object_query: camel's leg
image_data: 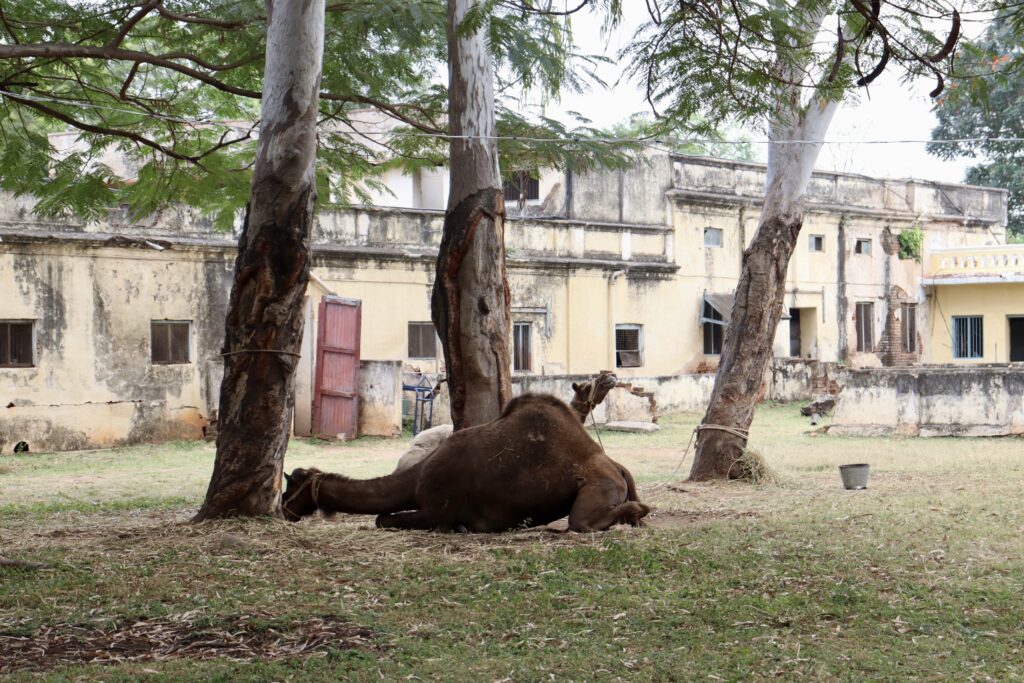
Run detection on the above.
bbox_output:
[375,509,455,532]
[567,484,650,532]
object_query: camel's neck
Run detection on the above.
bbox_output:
[315,466,419,515]
[569,398,590,423]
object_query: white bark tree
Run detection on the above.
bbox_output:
[431,0,512,430]
[626,0,962,480]
[195,0,326,519]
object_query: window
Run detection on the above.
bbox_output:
[855,302,874,353]
[502,173,540,202]
[0,321,34,367]
[704,227,723,248]
[407,322,437,359]
[513,322,532,372]
[809,234,825,252]
[901,303,917,353]
[615,324,643,368]
[151,321,190,364]
[702,302,725,355]
[855,238,872,255]
[953,316,984,359]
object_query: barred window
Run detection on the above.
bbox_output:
[953,316,983,359]
[615,324,643,368]
[513,322,532,372]
[151,321,191,364]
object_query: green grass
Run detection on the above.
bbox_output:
[2,404,1023,680]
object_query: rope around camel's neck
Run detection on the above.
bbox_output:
[282,473,323,516]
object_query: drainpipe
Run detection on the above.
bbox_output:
[608,270,625,370]
[837,214,849,361]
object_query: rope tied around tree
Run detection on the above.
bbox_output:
[648,423,751,490]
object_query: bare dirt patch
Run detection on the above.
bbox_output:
[0,612,374,674]
[642,508,759,530]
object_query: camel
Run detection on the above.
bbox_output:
[283,379,648,533]
[392,371,618,473]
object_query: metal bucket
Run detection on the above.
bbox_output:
[839,463,870,490]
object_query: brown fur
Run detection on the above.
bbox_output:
[284,393,649,533]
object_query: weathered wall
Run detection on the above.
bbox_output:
[830,366,1024,437]
[1,241,231,452]
[769,359,848,402]
[358,360,402,437]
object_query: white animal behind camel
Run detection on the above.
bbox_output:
[392,373,617,473]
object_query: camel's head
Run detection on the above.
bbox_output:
[282,467,322,521]
[570,371,617,420]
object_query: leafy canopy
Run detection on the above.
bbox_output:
[929,11,1024,237]
[0,0,638,228]
[622,0,966,134]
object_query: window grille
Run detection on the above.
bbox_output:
[615,325,643,368]
[513,322,532,372]
[952,316,983,359]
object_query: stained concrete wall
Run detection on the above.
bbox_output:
[0,241,231,452]
[358,360,402,437]
[830,366,1024,437]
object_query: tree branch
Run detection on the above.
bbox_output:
[107,0,160,49]
[6,91,204,166]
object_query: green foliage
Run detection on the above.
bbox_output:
[0,0,639,227]
[897,226,925,261]
[623,1,961,134]
[929,12,1024,237]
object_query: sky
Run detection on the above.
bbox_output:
[542,4,981,185]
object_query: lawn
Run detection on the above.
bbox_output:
[1,404,1023,681]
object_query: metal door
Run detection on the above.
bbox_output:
[312,296,361,439]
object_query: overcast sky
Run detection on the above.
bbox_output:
[542,6,979,184]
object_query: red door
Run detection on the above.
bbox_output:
[312,296,361,439]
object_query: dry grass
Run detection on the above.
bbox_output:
[2,404,1024,680]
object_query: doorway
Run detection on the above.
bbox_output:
[788,308,801,357]
[1010,316,1024,362]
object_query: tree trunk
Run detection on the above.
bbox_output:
[431,0,512,431]
[194,0,325,520]
[689,97,839,481]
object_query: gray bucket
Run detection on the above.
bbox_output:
[839,463,870,490]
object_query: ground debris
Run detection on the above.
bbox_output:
[0,557,48,570]
[0,612,375,673]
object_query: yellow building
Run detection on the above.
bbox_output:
[923,245,1024,363]
[1,153,1014,451]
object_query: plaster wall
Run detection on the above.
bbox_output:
[830,366,1024,437]
[927,283,1024,364]
[1,243,230,451]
